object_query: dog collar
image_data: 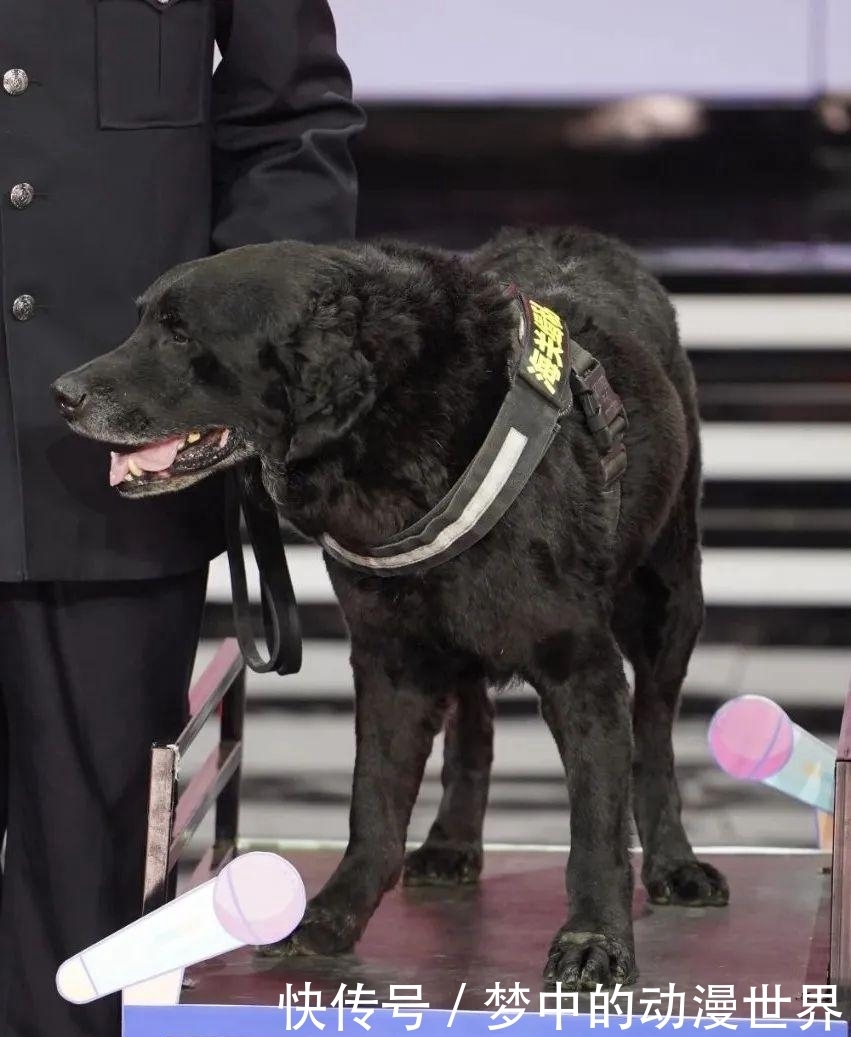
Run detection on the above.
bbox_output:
[320,286,627,577]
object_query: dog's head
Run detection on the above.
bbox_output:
[51,242,377,498]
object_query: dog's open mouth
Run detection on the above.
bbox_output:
[109,427,236,489]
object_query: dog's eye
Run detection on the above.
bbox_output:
[172,329,190,346]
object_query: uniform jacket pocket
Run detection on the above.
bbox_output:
[96,0,213,129]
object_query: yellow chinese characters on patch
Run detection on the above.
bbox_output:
[526,300,565,396]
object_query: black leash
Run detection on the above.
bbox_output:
[224,467,302,676]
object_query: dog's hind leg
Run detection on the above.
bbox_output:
[403,677,494,886]
[260,640,447,957]
[613,496,729,908]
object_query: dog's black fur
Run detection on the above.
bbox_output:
[54,227,729,990]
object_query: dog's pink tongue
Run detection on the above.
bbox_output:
[109,436,183,487]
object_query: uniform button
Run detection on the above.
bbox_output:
[12,295,35,321]
[3,69,29,96]
[9,183,34,209]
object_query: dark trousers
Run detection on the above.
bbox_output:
[0,571,208,1037]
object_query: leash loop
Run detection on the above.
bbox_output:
[225,467,302,676]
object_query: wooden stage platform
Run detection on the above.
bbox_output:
[184,848,831,1012]
[152,846,829,1024]
[123,847,840,1036]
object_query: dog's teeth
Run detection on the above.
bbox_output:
[186,431,201,444]
[127,459,143,478]
[124,473,134,483]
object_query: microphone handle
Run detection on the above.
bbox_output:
[761,723,836,813]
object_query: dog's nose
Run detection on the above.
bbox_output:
[52,380,88,420]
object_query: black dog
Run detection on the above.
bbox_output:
[53,227,728,990]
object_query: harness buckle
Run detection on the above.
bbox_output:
[573,360,624,433]
[570,356,628,497]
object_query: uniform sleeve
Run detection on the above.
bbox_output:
[211,0,365,250]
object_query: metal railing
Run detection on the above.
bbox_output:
[141,638,247,915]
[830,685,851,1002]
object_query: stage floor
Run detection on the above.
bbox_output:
[185,848,831,1015]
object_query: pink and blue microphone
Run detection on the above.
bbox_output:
[708,694,836,814]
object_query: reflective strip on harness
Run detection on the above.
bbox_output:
[320,288,628,578]
[322,427,528,572]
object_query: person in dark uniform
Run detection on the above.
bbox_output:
[0,3,363,1034]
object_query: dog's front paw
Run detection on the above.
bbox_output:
[403,842,482,887]
[645,860,729,907]
[544,927,636,991]
[256,903,359,959]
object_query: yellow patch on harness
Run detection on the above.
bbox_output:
[526,300,566,396]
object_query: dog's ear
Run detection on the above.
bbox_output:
[285,291,376,462]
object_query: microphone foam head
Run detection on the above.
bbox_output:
[213,852,306,946]
[708,694,794,780]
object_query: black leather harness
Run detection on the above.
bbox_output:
[226,287,628,672]
[321,286,628,576]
